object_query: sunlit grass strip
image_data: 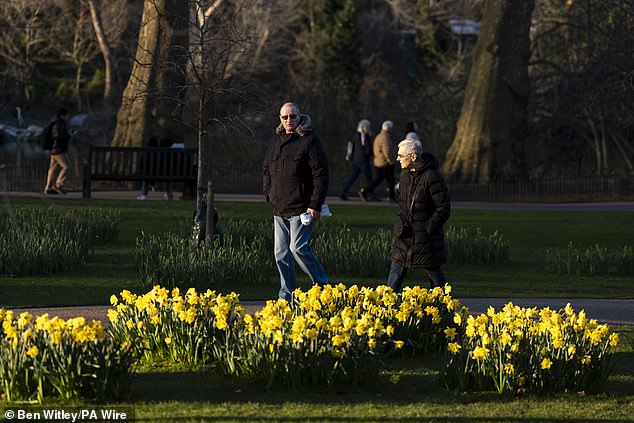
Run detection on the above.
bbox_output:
[546,242,634,275]
[441,302,620,394]
[0,310,134,402]
[134,232,273,289]
[108,286,243,365]
[0,208,120,276]
[139,219,509,288]
[445,226,510,264]
[313,226,393,276]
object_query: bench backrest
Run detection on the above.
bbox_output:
[88,145,197,181]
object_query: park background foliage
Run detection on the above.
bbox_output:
[2,0,633,180]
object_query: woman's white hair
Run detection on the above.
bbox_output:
[357,119,371,134]
[398,139,422,156]
[405,131,419,141]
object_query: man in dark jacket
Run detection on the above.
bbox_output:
[263,102,330,301]
[44,108,72,195]
[388,138,451,292]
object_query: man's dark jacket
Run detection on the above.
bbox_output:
[391,152,450,268]
[263,114,329,217]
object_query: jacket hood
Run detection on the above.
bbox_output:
[276,114,313,136]
[414,152,439,172]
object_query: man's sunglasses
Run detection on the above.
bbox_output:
[280,114,297,120]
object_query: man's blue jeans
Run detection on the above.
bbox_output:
[387,260,447,293]
[274,215,328,301]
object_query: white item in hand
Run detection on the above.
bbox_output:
[300,212,312,226]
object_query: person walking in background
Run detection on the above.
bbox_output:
[404,120,419,142]
[388,138,451,292]
[263,102,330,301]
[44,108,72,195]
[137,136,159,200]
[359,120,397,203]
[340,119,373,200]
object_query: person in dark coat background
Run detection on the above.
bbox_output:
[388,138,451,292]
[340,119,373,200]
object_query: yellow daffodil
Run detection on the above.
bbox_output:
[17,312,32,329]
[332,334,344,347]
[26,345,39,358]
[444,327,457,340]
[567,344,576,356]
[448,342,461,354]
[472,346,489,360]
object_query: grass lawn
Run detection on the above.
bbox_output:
[1,196,633,421]
[125,327,633,422]
[1,327,632,422]
[1,196,633,308]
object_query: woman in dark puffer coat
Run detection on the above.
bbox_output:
[388,138,451,292]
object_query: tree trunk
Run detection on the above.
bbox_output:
[75,62,83,112]
[442,0,535,183]
[86,0,115,103]
[111,0,188,147]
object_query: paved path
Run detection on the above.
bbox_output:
[4,190,634,212]
[10,298,634,328]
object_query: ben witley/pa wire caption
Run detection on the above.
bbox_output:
[4,407,133,422]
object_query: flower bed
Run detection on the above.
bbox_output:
[109,284,463,388]
[213,284,463,387]
[108,286,243,365]
[3,285,618,401]
[0,310,134,402]
[441,302,620,394]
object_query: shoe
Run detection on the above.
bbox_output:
[136,194,147,200]
[339,194,349,201]
[45,189,58,195]
[54,185,67,195]
[358,189,368,201]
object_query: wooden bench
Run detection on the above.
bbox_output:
[83,145,197,198]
